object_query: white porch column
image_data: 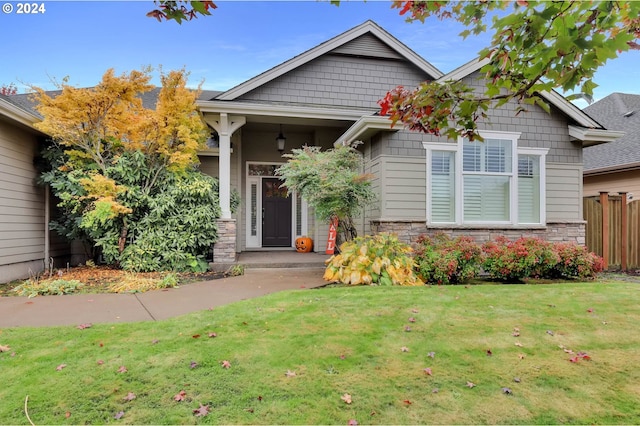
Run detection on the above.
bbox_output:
[204,113,246,218]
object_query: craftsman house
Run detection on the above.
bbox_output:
[0,20,622,279]
[195,20,620,263]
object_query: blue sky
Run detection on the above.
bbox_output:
[0,1,637,108]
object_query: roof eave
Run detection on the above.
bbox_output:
[584,161,640,176]
[197,99,375,121]
[0,97,43,131]
[568,125,625,147]
[333,115,398,146]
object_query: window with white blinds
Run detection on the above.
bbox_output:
[425,132,547,225]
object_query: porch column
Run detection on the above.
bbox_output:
[204,113,246,218]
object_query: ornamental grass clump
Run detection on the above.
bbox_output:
[413,233,482,284]
[323,233,423,286]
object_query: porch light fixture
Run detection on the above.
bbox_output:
[206,128,219,149]
[276,124,286,153]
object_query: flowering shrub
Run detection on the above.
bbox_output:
[413,233,482,284]
[549,242,604,279]
[481,237,560,281]
[323,233,423,286]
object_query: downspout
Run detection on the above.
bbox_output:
[44,184,50,270]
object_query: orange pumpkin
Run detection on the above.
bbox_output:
[295,236,314,253]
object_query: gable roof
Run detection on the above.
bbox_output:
[215,20,443,101]
[583,93,640,173]
[437,57,615,137]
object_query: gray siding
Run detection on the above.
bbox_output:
[238,54,428,110]
[546,163,583,220]
[0,119,45,280]
[376,155,426,219]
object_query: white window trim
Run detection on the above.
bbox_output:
[423,131,548,226]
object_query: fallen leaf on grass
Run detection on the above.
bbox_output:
[411,308,419,313]
[77,323,92,330]
[123,392,136,401]
[193,403,210,417]
[341,393,352,404]
[190,361,198,369]
[401,346,409,352]
[502,387,513,395]
[152,339,159,345]
[515,342,523,347]
[285,370,296,377]
[174,391,187,402]
[587,308,594,313]
[208,332,217,338]
[486,349,492,356]
[257,395,263,402]
[192,334,201,339]
[423,368,432,376]
[403,399,412,405]
[56,364,67,371]
[221,360,231,369]
[114,411,124,420]
[514,377,521,383]
[408,317,416,323]
[518,353,526,360]
[512,331,520,337]
[427,351,436,358]
[97,359,104,365]
[118,366,128,373]
[348,420,358,426]
[466,381,475,388]
[65,411,71,418]
[546,330,554,336]
[0,344,10,352]
[404,326,412,332]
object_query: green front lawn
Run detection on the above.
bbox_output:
[1,281,639,424]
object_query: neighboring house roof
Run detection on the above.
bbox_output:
[214,20,443,101]
[583,93,640,174]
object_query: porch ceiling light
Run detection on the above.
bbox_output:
[276,124,286,153]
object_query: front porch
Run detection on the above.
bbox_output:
[210,250,330,272]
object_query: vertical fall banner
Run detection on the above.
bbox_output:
[326,217,338,254]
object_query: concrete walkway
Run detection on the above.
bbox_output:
[0,268,326,328]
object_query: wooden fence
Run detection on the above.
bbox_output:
[583,192,640,270]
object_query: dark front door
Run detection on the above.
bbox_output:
[262,178,292,247]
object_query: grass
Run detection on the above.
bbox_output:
[1,281,640,424]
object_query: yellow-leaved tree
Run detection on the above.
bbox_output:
[35,68,227,272]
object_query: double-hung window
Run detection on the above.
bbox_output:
[424,131,547,225]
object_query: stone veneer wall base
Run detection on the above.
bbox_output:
[213,219,237,264]
[370,220,586,246]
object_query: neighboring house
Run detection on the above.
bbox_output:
[583,93,640,197]
[0,95,69,282]
[0,20,623,278]
[196,20,620,262]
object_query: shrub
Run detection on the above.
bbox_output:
[323,233,423,286]
[12,279,84,298]
[414,234,482,284]
[549,242,604,279]
[481,236,560,281]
